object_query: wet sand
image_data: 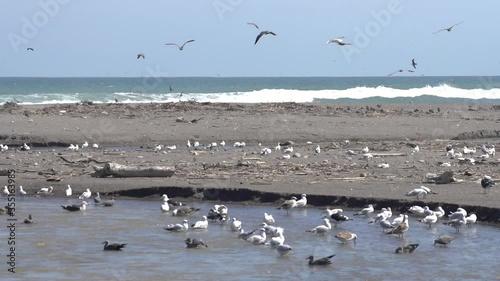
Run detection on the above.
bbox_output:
[1,102,499,222]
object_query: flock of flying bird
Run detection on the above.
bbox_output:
[22,20,464,77]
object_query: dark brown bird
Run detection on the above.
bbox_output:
[102,240,127,251]
[395,243,419,254]
[255,31,277,45]
[411,59,417,69]
[137,53,145,59]
[185,238,208,248]
[433,21,464,34]
[24,214,33,224]
[165,40,195,50]
[306,254,335,266]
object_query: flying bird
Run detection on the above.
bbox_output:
[326,37,351,46]
[433,21,464,34]
[165,40,195,50]
[388,69,404,76]
[137,53,145,59]
[255,31,277,45]
[247,22,259,29]
[411,59,417,69]
[27,48,34,51]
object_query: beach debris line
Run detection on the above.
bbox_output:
[91,162,175,178]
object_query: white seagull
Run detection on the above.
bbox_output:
[406,188,428,200]
[230,217,242,231]
[3,186,10,196]
[65,185,72,197]
[246,228,267,245]
[164,220,189,232]
[19,186,27,197]
[362,146,370,153]
[419,211,438,228]
[263,213,275,225]
[306,218,332,235]
[276,243,292,256]
[465,213,477,227]
[315,145,321,154]
[161,195,170,212]
[295,194,307,208]
[354,204,374,216]
[79,188,92,200]
[326,37,351,46]
[37,186,53,195]
[191,216,209,229]
[165,39,195,51]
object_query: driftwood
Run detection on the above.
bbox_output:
[91,162,175,178]
[60,156,108,164]
[425,171,458,184]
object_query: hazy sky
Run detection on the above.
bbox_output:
[1,0,499,77]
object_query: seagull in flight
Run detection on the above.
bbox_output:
[326,37,351,46]
[411,59,417,69]
[165,40,195,50]
[27,48,34,51]
[255,31,277,45]
[247,22,259,29]
[433,21,464,34]
[137,53,145,59]
[388,69,404,76]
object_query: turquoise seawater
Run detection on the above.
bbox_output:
[0,76,500,104]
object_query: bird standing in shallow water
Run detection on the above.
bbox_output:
[185,238,208,248]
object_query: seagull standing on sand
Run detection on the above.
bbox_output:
[63,185,71,197]
[326,37,351,46]
[406,188,428,200]
[481,175,495,194]
[315,145,321,154]
[254,31,277,45]
[19,186,27,197]
[37,186,53,195]
[433,21,464,34]
[165,40,195,51]
[79,188,91,200]
[3,186,10,196]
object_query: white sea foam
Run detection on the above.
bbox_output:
[3,85,500,105]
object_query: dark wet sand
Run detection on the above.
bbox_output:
[0,102,499,222]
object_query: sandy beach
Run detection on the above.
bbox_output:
[1,102,499,222]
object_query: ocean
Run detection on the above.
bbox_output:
[1,76,500,105]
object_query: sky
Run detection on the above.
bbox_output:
[1,0,499,77]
